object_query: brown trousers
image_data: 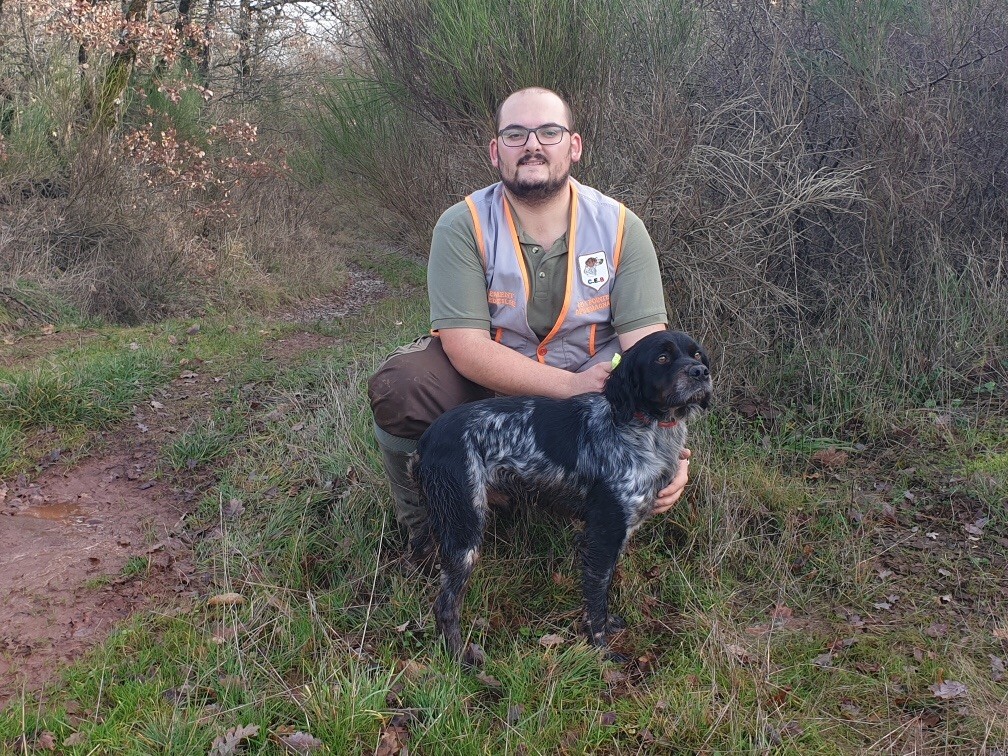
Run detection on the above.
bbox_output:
[367,336,494,441]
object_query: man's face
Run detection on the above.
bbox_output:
[489,90,582,204]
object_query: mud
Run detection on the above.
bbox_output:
[0,450,194,708]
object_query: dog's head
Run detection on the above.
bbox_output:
[603,331,713,425]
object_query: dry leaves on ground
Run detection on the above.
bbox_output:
[209,723,260,755]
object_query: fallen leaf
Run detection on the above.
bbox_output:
[209,723,259,755]
[991,655,1005,682]
[375,722,408,756]
[475,672,502,689]
[275,730,323,754]
[36,731,57,751]
[839,700,861,718]
[636,651,657,675]
[812,652,833,668]
[924,623,948,638]
[725,643,750,663]
[464,643,486,666]
[40,324,55,336]
[129,341,140,351]
[968,517,989,534]
[397,659,427,680]
[63,732,86,747]
[539,633,565,648]
[599,711,617,726]
[930,680,968,700]
[766,686,791,707]
[771,604,794,621]
[223,498,245,519]
[207,592,245,607]
[994,626,1008,640]
[150,399,165,410]
[187,323,201,335]
[811,448,848,469]
[603,668,627,684]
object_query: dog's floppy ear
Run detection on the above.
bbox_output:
[603,353,640,424]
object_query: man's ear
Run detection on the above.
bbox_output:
[570,131,583,163]
[489,137,499,168]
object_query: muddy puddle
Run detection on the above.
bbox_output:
[19,501,91,525]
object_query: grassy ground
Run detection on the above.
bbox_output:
[0,260,1006,754]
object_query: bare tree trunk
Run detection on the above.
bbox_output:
[199,0,216,84]
[93,0,147,132]
[236,0,252,90]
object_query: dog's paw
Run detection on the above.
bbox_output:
[603,649,631,664]
[605,614,627,633]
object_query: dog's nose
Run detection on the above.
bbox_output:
[688,364,709,379]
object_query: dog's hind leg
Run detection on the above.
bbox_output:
[580,489,628,649]
[428,474,487,661]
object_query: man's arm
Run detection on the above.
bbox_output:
[438,328,612,398]
[618,323,667,351]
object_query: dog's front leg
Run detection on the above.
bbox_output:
[580,493,628,648]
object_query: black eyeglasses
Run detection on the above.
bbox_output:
[497,124,571,147]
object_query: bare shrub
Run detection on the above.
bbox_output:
[315,0,1007,405]
[0,144,199,324]
[206,177,348,309]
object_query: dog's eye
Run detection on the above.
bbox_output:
[693,351,702,360]
[657,354,669,364]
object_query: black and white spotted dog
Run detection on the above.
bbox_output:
[411,330,713,661]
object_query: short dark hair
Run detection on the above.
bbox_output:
[495,87,575,131]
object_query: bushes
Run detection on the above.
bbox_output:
[312,0,1007,406]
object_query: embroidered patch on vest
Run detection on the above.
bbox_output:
[488,290,517,308]
[578,252,609,291]
[575,294,610,316]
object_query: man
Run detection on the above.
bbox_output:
[368,87,690,558]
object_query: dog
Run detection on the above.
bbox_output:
[410,330,713,662]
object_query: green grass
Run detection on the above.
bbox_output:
[1,276,1006,754]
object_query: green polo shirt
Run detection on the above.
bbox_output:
[428,198,668,340]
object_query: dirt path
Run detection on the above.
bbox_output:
[0,454,193,708]
[0,268,391,708]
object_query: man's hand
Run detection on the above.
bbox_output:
[653,448,691,514]
[567,362,612,394]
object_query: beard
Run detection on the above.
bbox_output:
[499,155,570,204]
